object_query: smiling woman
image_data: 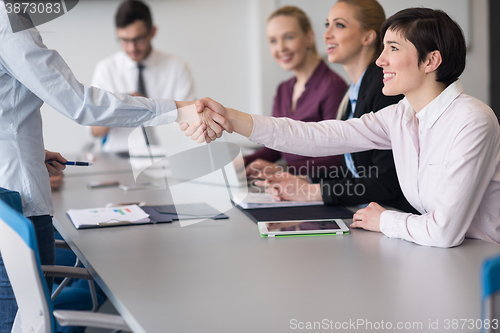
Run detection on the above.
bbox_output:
[190,7,500,248]
[244,6,347,181]
[376,9,466,111]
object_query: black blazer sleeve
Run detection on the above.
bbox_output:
[320,63,419,214]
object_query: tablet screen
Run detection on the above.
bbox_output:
[265,220,341,232]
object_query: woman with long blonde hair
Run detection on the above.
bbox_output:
[244,6,347,180]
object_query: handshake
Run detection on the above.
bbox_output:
[175,98,253,143]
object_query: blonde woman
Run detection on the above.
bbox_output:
[245,6,347,180]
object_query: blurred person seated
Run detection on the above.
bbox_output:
[90,0,196,153]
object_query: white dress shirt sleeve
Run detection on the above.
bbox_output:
[86,60,112,138]
[249,108,393,157]
[380,110,499,248]
[0,13,177,127]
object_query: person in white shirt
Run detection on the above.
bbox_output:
[187,8,500,248]
[90,0,196,152]
[0,4,214,332]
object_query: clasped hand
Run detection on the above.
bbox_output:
[177,98,233,143]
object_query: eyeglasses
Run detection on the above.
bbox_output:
[117,32,150,46]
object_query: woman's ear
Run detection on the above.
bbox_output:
[423,50,442,74]
[362,30,377,46]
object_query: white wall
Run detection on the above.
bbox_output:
[460,0,489,104]
[40,0,489,155]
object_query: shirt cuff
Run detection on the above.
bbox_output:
[380,210,410,239]
[143,99,178,127]
[380,210,399,238]
[248,114,274,147]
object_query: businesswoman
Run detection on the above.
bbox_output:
[244,6,347,180]
[256,0,416,213]
[189,8,500,248]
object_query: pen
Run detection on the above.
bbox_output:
[47,161,93,166]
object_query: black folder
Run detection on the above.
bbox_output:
[237,205,353,223]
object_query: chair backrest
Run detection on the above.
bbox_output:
[0,187,23,214]
[482,254,500,333]
[0,199,55,333]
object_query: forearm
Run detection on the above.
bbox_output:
[226,108,253,137]
[175,101,196,124]
[1,19,177,128]
[248,113,392,158]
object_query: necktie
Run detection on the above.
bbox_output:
[137,63,147,97]
[137,63,151,147]
[342,87,360,178]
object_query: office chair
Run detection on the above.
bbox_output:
[0,187,23,214]
[0,186,102,320]
[0,199,131,333]
[482,254,500,333]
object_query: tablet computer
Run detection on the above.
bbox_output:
[258,219,349,238]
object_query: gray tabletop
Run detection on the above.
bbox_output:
[52,159,500,333]
[62,152,133,177]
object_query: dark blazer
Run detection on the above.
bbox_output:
[320,63,418,214]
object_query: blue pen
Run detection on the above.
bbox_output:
[47,161,93,166]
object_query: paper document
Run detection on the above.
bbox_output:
[232,191,324,209]
[67,204,150,229]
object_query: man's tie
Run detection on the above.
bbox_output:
[137,63,151,147]
[339,87,360,178]
[137,63,147,97]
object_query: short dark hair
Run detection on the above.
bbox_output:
[115,0,153,31]
[381,7,466,86]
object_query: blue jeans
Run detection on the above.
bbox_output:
[0,215,55,333]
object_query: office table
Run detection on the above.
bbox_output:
[52,157,500,333]
[62,152,133,177]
